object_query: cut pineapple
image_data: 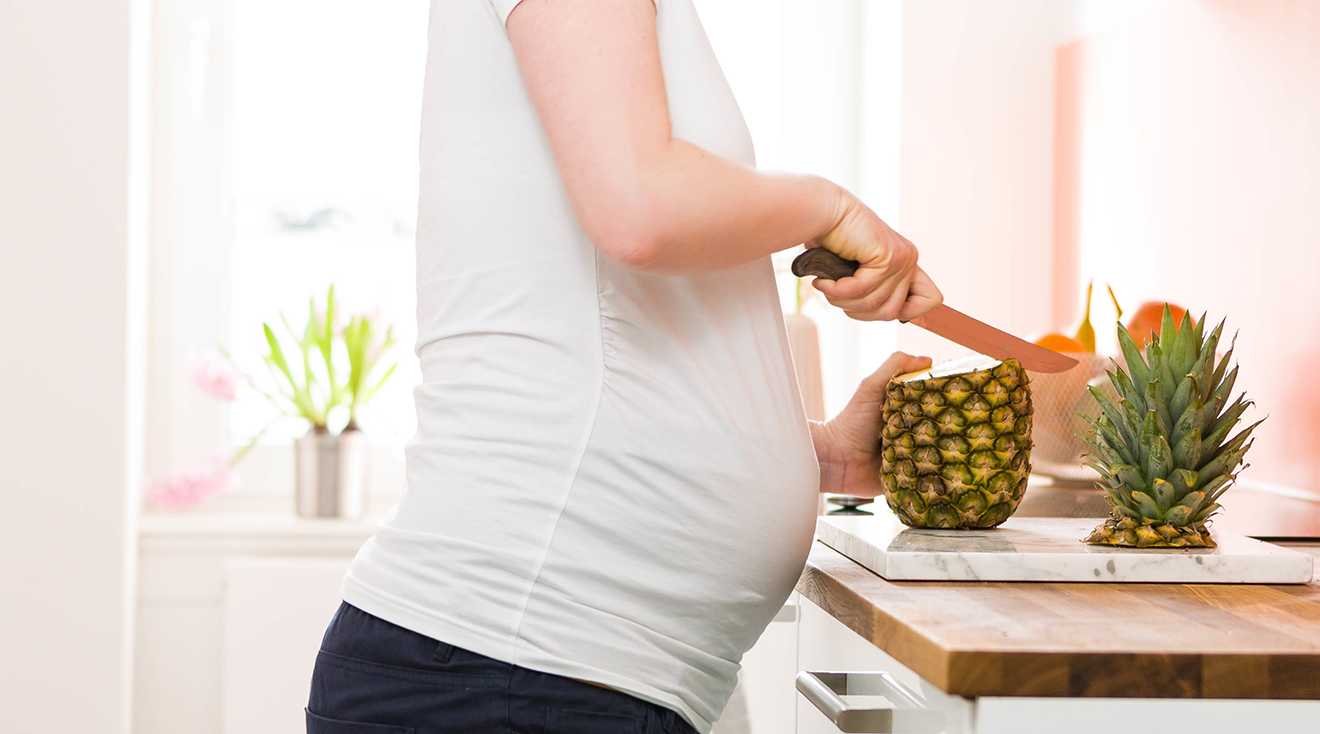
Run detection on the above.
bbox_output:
[880,356,1033,529]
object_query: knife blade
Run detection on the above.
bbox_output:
[790,248,1079,373]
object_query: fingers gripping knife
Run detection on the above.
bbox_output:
[790,248,1078,374]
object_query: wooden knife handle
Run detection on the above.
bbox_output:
[791,248,860,281]
[792,247,918,326]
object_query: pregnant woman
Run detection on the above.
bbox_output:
[306,1,942,733]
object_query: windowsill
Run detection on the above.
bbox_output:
[138,508,386,555]
[139,510,385,537]
[139,492,398,554]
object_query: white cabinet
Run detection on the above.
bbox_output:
[221,558,352,734]
[723,600,800,734]
[972,698,1320,734]
[134,514,372,734]
[794,595,973,734]
[793,595,1320,734]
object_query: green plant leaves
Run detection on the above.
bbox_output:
[263,323,293,385]
[1144,379,1171,437]
[365,362,398,404]
[1167,309,1197,377]
[1196,419,1263,485]
[1207,365,1239,426]
[320,284,338,398]
[1192,502,1223,523]
[1116,324,1148,388]
[1204,397,1250,451]
[1108,360,1145,413]
[1171,428,1202,472]
[339,308,399,426]
[1130,490,1162,519]
[1171,397,1205,450]
[246,284,399,431]
[1206,332,1236,406]
[1169,375,1194,429]
[1163,504,1193,526]
[1114,464,1144,494]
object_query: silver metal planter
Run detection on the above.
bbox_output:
[294,427,368,519]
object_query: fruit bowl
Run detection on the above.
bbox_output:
[1029,352,1110,481]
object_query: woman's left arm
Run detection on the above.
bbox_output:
[811,352,932,497]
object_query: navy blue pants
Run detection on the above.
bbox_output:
[307,601,700,734]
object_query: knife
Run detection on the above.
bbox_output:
[790,248,1078,373]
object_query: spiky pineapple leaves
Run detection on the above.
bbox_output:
[1079,306,1263,548]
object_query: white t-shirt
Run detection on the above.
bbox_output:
[340,1,819,730]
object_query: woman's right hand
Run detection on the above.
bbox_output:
[807,192,943,322]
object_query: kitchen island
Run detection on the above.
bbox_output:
[793,536,1320,733]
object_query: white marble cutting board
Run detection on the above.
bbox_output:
[816,513,1314,583]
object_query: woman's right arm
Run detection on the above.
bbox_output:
[506,0,941,322]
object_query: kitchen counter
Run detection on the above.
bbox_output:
[795,539,1320,700]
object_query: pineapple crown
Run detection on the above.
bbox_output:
[1081,306,1263,530]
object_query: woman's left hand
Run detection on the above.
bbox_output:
[811,352,932,498]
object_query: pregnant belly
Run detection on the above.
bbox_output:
[541,416,820,656]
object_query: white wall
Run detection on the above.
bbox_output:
[0,1,150,732]
[893,0,1067,359]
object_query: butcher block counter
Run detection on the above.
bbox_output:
[795,539,1320,701]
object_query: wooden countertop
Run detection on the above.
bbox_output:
[796,540,1320,699]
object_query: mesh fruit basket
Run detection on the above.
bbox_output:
[1030,353,1111,484]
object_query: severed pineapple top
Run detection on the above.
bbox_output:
[1083,307,1262,547]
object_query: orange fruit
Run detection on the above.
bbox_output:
[1035,333,1086,353]
[1125,302,1191,349]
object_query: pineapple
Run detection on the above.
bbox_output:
[880,355,1033,529]
[1083,307,1262,548]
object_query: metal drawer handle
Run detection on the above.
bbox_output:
[796,671,946,733]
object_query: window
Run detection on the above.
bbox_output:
[227,0,428,445]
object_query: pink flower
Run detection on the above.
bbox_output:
[144,454,240,509]
[186,350,242,401]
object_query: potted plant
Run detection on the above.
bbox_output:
[144,285,398,514]
[258,285,398,518]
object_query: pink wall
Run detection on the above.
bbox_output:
[1053,1,1320,488]
[894,0,1064,364]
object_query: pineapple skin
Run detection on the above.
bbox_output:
[879,359,1033,529]
[1082,308,1262,549]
